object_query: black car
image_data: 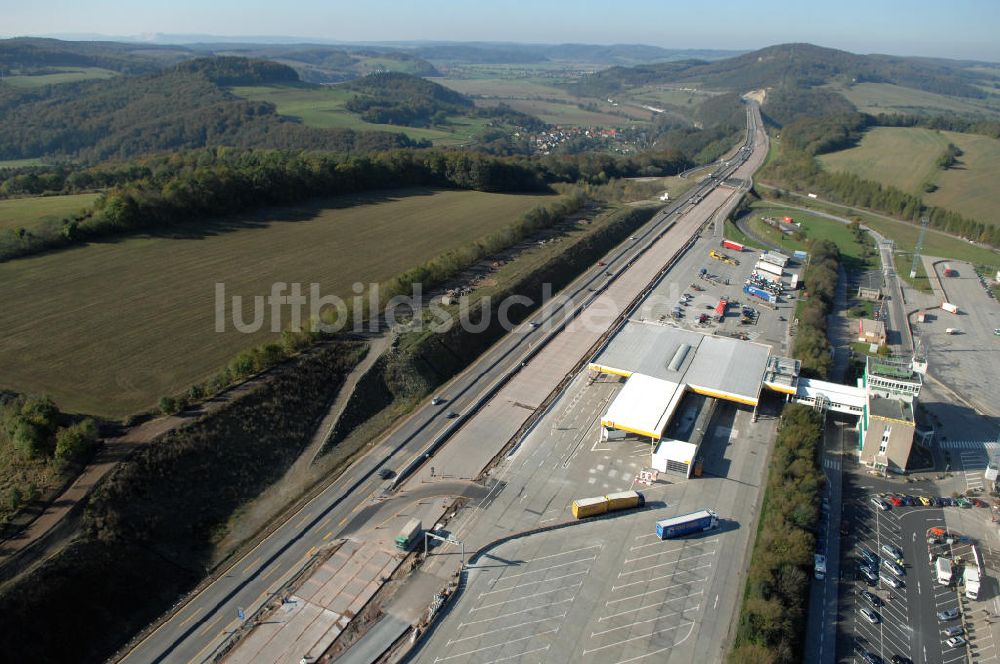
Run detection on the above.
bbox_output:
[861,590,882,607]
[862,651,882,664]
[378,468,396,480]
[891,656,912,664]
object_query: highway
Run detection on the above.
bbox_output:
[118,103,767,664]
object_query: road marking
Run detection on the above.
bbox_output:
[479,570,588,597]
[435,628,559,661]
[471,583,583,612]
[338,516,348,527]
[623,540,717,563]
[242,556,262,575]
[618,550,715,576]
[493,556,596,581]
[478,645,551,664]
[322,530,333,541]
[459,598,574,629]
[582,622,693,655]
[198,614,223,637]
[178,607,203,627]
[524,544,602,563]
[599,590,704,622]
[605,577,708,606]
[613,563,712,591]
[448,614,566,645]
[591,605,697,637]
[295,514,311,529]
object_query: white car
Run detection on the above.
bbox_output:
[870,497,889,511]
[881,543,903,560]
[814,554,827,580]
[860,607,880,624]
[880,573,902,589]
[946,636,967,648]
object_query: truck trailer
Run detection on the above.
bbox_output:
[759,251,789,268]
[655,509,718,539]
[965,566,981,599]
[572,491,645,519]
[755,260,783,277]
[942,302,959,314]
[936,557,953,585]
[743,284,776,304]
[395,518,423,552]
[721,239,744,252]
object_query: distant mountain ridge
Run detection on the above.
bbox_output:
[571,43,992,99]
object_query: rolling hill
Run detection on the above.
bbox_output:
[570,43,997,101]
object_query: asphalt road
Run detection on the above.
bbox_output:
[118,106,769,664]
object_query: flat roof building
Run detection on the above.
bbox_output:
[858,318,887,345]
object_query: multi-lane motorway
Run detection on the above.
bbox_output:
[118,104,769,664]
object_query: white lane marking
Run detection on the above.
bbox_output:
[479,645,551,664]
[520,544,602,564]
[448,614,567,646]
[598,590,705,622]
[608,622,696,664]
[492,556,597,582]
[605,577,708,606]
[581,622,693,655]
[591,605,698,638]
[471,583,583,612]
[459,598,574,629]
[612,564,712,591]
[618,551,716,577]
[436,628,559,662]
[479,570,588,597]
[623,539,718,562]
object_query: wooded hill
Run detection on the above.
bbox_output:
[0,57,423,162]
[570,43,994,100]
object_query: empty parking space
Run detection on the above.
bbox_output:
[579,533,716,663]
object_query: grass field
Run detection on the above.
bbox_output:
[818,127,948,192]
[756,192,999,289]
[829,82,1000,119]
[0,188,553,417]
[747,203,878,273]
[0,193,101,233]
[476,97,646,126]
[230,83,489,145]
[433,77,575,100]
[2,66,118,88]
[818,127,1000,225]
[0,158,46,169]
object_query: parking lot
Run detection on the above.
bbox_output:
[835,454,1000,664]
[424,517,718,664]
[916,260,1000,418]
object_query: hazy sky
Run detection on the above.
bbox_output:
[4,0,999,61]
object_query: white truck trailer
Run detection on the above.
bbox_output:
[937,557,953,585]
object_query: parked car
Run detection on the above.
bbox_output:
[891,656,912,664]
[946,636,967,648]
[943,626,964,637]
[881,543,903,560]
[861,607,880,624]
[880,573,902,589]
[871,497,890,511]
[861,652,882,664]
[887,496,904,507]
[919,496,932,506]
[859,548,880,565]
[901,495,915,506]
[883,559,905,576]
[861,590,882,607]
[431,396,443,405]
[937,607,959,621]
[377,468,396,480]
[932,497,944,507]
[973,498,987,508]
[446,411,459,419]
[956,497,972,508]
[940,497,953,506]
[859,566,879,584]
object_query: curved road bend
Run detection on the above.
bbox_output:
[119,104,768,664]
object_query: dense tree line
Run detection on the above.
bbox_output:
[173,56,299,85]
[0,36,186,75]
[873,112,1000,139]
[0,58,424,163]
[793,239,840,378]
[761,86,858,128]
[730,404,825,663]
[780,112,870,155]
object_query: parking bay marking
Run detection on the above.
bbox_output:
[459,598,574,629]
[471,582,583,612]
[599,590,704,622]
[581,622,694,656]
[436,628,559,662]
[618,550,715,577]
[448,614,567,646]
[591,605,699,638]
[606,577,708,606]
